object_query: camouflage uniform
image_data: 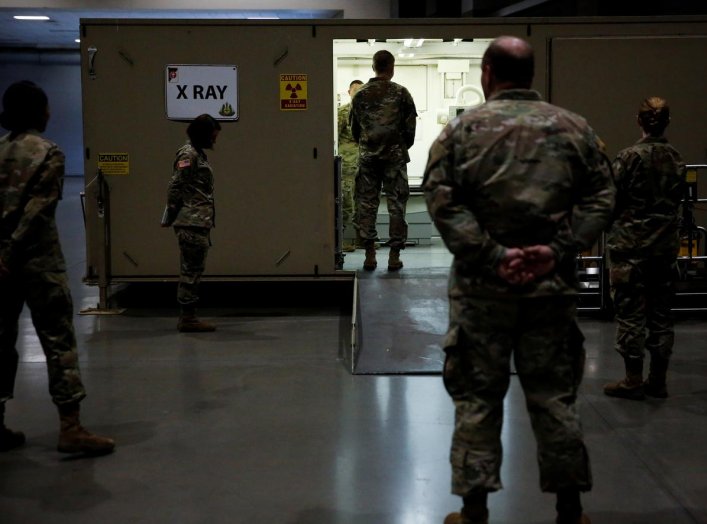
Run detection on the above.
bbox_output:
[337,102,358,230]
[0,131,86,406]
[423,89,615,495]
[607,136,685,363]
[351,77,417,249]
[163,142,215,306]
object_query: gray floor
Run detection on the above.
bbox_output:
[1,179,707,524]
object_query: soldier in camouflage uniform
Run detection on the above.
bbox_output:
[351,50,417,271]
[604,97,685,401]
[0,81,114,454]
[423,37,615,524]
[162,114,221,333]
[337,79,364,252]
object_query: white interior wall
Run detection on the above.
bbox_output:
[334,39,488,186]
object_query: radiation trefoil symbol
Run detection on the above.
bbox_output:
[286,83,303,98]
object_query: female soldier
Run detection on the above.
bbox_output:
[162,114,221,332]
[604,97,686,400]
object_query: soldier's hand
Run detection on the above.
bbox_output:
[497,248,534,285]
[521,245,556,279]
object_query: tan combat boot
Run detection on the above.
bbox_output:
[603,358,645,400]
[0,403,25,452]
[363,242,377,271]
[178,306,216,332]
[444,494,489,524]
[57,403,115,455]
[387,248,403,271]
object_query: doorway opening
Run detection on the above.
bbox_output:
[332,37,492,270]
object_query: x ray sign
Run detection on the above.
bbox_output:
[166,64,238,121]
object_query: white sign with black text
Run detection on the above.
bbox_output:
[165,64,238,121]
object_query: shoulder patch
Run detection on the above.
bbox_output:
[177,159,192,169]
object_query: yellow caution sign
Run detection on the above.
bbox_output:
[98,153,130,176]
[280,74,308,111]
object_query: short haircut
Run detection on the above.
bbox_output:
[0,80,48,133]
[638,97,670,136]
[349,80,364,88]
[372,50,395,74]
[482,36,534,88]
[187,114,221,148]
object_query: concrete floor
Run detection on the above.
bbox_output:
[1,179,707,524]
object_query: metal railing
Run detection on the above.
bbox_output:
[674,164,707,311]
[578,164,707,314]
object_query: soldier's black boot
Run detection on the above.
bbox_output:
[387,248,403,271]
[363,241,377,271]
[0,403,25,452]
[444,492,489,524]
[644,356,669,398]
[57,402,115,455]
[556,489,591,524]
[604,357,645,400]
[178,305,216,332]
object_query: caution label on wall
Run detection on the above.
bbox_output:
[280,74,308,111]
[97,153,130,176]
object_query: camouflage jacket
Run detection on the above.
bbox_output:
[0,131,66,273]
[350,77,417,165]
[163,142,215,229]
[606,136,685,258]
[423,89,615,298]
[337,102,358,164]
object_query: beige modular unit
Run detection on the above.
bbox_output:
[80,17,707,299]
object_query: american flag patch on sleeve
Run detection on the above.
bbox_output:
[177,159,191,169]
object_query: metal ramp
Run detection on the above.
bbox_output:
[350,268,448,375]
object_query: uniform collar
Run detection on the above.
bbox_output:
[637,135,668,145]
[488,89,543,102]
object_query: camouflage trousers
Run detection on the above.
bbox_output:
[609,255,676,361]
[175,226,210,306]
[341,156,358,231]
[0,271,86,406]
[355,158,409,250]
[443,295,592,495]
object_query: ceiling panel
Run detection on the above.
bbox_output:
[0,8,341,49]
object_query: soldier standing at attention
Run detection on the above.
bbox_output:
[0,81,115,455]
[351,50,417,271]
[604,97,685,400]
[423,36,615,524]
[337,79,364,252]
[162,114,221,332]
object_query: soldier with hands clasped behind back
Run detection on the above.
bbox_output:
[424,36,615,524]
[0,81,115,455]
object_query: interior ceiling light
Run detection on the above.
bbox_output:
[13,15,50,20]
[403,38,425,48]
